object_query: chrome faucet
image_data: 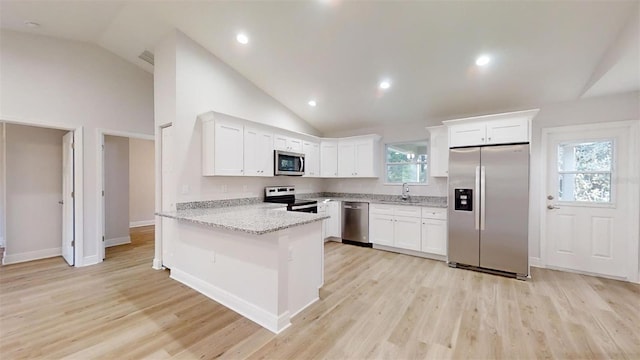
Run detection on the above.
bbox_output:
[401,182,410,201]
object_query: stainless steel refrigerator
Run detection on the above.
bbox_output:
[448,143,529,279]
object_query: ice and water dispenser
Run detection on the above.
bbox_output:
[454,189,473,211]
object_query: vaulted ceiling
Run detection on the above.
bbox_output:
[1,1,638,133]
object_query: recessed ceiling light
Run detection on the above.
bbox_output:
[379,80,391,90]
[24,21,40,28]
[308,100,317,107]
[236,33,249,45]
[475,55,491,66]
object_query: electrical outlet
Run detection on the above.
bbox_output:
[211,251,216,263]
[221,185,228,193]
[288,247,293,262]
[181,184,190,194]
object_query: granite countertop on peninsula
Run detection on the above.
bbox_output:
[157,203,329,235]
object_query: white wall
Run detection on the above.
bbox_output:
[323,122,448,197]
[0,30,154,265]
[4,124,67,263]
[104,135,130,245]
[0,123,4,247]
[154,30,324,205]
[129,138,155,226]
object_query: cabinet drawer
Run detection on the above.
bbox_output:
[393,205,421,218]
[422,207,447,220]
[370,203,395,215]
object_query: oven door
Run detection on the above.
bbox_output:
[275,150,305,176]
[289,203,318,213]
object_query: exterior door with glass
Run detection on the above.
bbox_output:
[544,122,636,279]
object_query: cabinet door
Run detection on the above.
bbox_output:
[485,118,529,145]
[244,128,272,176]
[337,141,355,176]
[394,216,421,251]
[354,140,376,177]
[449,123,486,147]
[288,137,303,153]
[303,141,320,177]
[370,214,395,246]
[327,201,342,238]
[421,219,447,255]
[258,132,274,176]
[428,126,449,177]
[320,141,338,177]
[202,118,216,176]
[273,134,288,151]
[214,121,244,175]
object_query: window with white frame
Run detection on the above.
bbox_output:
[385,141,428,184]
[557,140,613,203]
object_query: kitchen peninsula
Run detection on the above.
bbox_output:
[157,201,328,333]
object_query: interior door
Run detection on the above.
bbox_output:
[545,125,632,278]
[61,131,74,266]
[161,125,176,268]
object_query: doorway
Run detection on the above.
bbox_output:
[541,120,639,282]
[1,123,76,265]
[98,130,154,261]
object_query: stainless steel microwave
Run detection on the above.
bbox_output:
[274,150,305,176]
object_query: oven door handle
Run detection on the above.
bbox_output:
[290,203,317,211]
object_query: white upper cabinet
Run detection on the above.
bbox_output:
[202,117,244,176]
[199,111,381,179]
[320,140,338,177]
[244,127,273,177]
[444,109,539,148]
[426,125,449,177]
[303,141,320,177]
[274,134,303,153]
[448,122,487,148]
[337,135,380,177]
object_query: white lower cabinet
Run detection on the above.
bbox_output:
[421,219,447,255]
[318,203,328,240]
[370,213,394,246]
[326,201,342,239]
[370,204,421,251]
[394,216,422,251]
[370,204,447,257]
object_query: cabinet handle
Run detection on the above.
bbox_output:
[481,137,485,141]
[488,137,491,141]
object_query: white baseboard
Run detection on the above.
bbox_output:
[3,247,61,265]
[130,220,155,228]
[81,254,101,267]
[170,267,288,334]
[372,244,447,262]
[529,257,543,268]
[105,236,131,248]
[0,236,4,247]
[152,258,163,270]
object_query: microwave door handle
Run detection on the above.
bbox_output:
[299,157,304,172]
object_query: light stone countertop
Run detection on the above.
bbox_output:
[157,203,329,235]
[308,197,448,208]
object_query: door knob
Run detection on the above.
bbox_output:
[58,200,64,205]
[547,205,559,210]
[547,195,554,200]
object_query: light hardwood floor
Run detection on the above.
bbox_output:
[1,226,638,359]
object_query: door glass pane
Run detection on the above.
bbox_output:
[558,173,611,202]
[557,140,613,203]
[558,141,612,171]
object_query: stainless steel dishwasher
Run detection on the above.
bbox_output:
[341,202,370,247]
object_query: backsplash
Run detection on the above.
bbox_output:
[299,192,447,206]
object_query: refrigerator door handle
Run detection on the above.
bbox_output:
[480,166,486,230]
[475,166,480,230]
